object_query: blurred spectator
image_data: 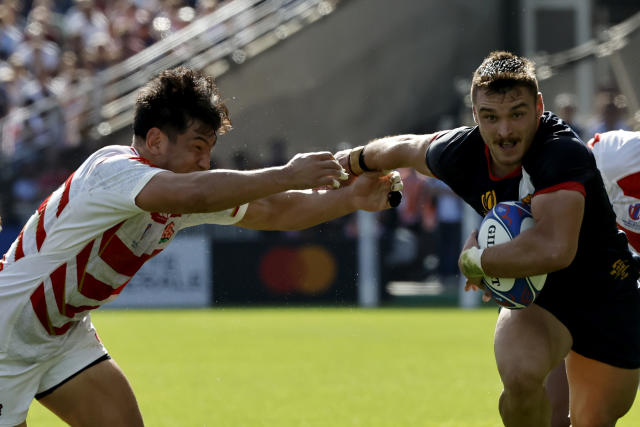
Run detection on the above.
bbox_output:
[554,92,585,139]
[588,89,630,135]
[430,179,463,284]
[0,2,24,61]
[63,0,109,52]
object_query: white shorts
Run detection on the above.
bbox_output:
[0,321,108,426]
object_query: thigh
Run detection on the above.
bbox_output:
[38,358,143,427]
[494,303,572,381]
[566,350,639,423]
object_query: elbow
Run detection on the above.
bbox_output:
[544,243,577,271]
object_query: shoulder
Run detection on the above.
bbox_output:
[531,113,591,162]
[426,126,480,176]
[590,130,640,181]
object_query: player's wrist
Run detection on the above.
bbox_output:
[348,146,375,176]
[459,246,485,278]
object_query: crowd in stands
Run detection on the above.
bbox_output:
[0,0,231,226]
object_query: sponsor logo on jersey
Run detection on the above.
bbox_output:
[481,190,497,214]
[628,203,640,221]
[610,259,630,280]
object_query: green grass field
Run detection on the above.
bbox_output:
[27,308,640,426]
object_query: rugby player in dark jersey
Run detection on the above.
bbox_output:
[337,51,640,426]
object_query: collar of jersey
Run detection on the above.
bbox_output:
[484,145,522,181]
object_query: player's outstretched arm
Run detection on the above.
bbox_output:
[236,171,402,231]
[135,152,344,214]
[335,134,439,178]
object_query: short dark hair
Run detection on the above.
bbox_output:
[471,51,539,103]
[133,66,232,140]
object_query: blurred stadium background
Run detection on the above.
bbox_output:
[2,0,640,309]
[3,0,640,425]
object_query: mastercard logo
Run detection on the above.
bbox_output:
[258,245,337,295]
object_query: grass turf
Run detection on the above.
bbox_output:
[27,308,640,426]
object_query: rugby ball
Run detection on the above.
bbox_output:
[477,201,547,309]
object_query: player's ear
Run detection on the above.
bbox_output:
[536,92,544,116]
[146,128,166,155]
[472,106,478,124]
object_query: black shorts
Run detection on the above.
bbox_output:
[535,275,640,369]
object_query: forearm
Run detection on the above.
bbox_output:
[138,167,294,214]
[354,134,436,177]
[481,229,575,277]
[238,188,356,231]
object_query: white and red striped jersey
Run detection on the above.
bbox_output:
[589,130,640,254]
[0,145,247,357]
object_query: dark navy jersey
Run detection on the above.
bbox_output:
[426,112,638,297]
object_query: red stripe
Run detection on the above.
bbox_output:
[99,234,154,276]
[36,195,51,251]
[79,272,120,301]
[63,302,100,318]
[151,213,168,224]
[30,283,52,334]
[14,229,25,261]
[57,172,75,217]
[617,172,640,199]
[76,240,94,286]
[533,181,586,197]
[231,206,240,217]
[587,133,601,149]
[129,156,158,167]
[50,264,66,314]
[619,224,640,254]
[30,278,85,335]
[99,221,125,253]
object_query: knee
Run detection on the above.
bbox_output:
[500,366,547,398]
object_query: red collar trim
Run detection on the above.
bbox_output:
[484,145,522,181]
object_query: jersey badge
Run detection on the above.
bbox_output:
[159,222,176,243]
[628,203,640,221]
[610,259,630,280]
[481,190,497,215]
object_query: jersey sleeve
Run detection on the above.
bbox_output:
[425,126,475,183]
[87,154,164,214]
[179,203,249,229]
[529,139,594,197]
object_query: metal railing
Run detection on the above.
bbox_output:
[0,0,339,157]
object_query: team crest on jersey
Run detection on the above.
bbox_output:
[159,222,175,243]
[610,259,630,280]
[628,203,640,221]
[481,190,497,214]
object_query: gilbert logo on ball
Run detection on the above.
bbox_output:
[477,201,547,309]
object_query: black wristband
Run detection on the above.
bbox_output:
[358,147,374,172]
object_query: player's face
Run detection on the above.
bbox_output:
[473,86,543,177]
[162,121,217,173]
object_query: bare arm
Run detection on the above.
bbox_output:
[481,189,584,277]
[336,134,439,178]
[236,172,397,230]
[135,152,343,214]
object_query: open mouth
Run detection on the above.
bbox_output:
[498,140,519,150]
